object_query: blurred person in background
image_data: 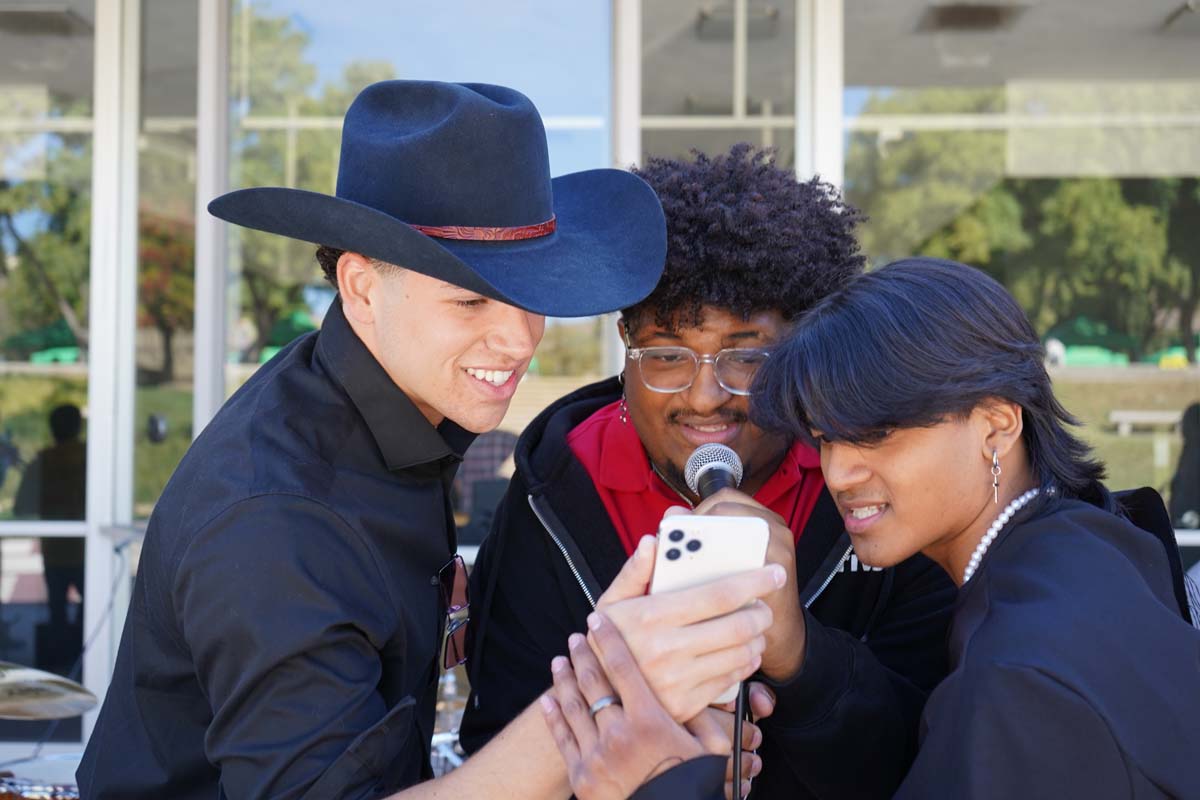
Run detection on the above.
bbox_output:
[1168,402,1199,529]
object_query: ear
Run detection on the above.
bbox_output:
[977,398,1024,462]
[337,252,377,325]
[615,315,628,344]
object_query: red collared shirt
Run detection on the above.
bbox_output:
[567,399,826,557]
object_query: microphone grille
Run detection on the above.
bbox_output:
[683,444,744,495]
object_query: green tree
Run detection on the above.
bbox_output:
[228,4,396,360]
[1040,179,1167,358]
[845,86,1190,360]
[0,138,91,353]
[138,215,196,383]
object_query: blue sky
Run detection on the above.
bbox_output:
[260,0,613,174]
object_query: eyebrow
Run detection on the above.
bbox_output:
[725,331,767,342]
[636,329,771,346]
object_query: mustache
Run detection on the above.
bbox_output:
[668,409,749,425]
[836,492,888,507]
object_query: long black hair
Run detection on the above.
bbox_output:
[752,257,1105,498]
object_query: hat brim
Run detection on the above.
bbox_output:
[207,169,665,318]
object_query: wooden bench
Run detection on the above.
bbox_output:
[1108,409,1183,437]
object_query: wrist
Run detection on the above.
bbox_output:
[759,616,805,681]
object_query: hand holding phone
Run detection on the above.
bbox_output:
[650,514,770,704]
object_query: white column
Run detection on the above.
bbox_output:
[811,0,844,188]
[193,0,231,435]
[794,0,844,187]
[606,0,643,377]
[794,0,814,178]
[83,0,139,737]
[733,0,748,119]
[611,0,641,169]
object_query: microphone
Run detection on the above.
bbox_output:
[683,443,751,796]
[684,444,744,499]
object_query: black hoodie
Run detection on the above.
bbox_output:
[461,377,958,799]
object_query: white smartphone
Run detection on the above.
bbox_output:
[649,513,771,704]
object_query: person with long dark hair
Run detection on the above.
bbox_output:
[750,257,1200,798]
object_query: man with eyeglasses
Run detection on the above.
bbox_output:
[463,144,959,799]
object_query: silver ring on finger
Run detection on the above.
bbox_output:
[588,695,621,718]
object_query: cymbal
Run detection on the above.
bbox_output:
[0,663,96,720]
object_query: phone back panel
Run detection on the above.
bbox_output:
[649,515,770,595]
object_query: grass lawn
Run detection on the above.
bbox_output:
[1052,368,1199,496]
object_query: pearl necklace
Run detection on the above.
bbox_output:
[962,488,1040,584]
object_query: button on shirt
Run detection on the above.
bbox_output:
[78,299,474,799]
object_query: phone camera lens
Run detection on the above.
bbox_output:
[666,548,682,560]
[686,539,702,552]
[668,529,685,542]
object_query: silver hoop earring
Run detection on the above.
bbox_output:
[991,450,1001,504]
[619,395,629,425]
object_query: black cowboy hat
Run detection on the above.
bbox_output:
[208,80,666,317]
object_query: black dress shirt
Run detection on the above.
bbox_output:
[78,299,474,799]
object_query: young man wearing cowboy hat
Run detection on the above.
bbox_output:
[78,81,781,799]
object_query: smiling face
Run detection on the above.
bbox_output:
[815,406,1023,576]
[341,254,545,434]
[622,306,790,502]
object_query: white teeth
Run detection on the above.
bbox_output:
[466,368,513,387]
[850,505,884,520]
[690,424,729,432]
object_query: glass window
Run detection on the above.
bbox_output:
[223,0,615,445]
[135,0,199,519]
[224,0,612,383]
[0,2,94,522]
[0,2,93,748]
[844,2,1200,529]
[642,1,796,167]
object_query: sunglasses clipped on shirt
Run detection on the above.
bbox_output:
[438,554,469,670]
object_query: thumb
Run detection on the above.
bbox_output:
[597,534,656,609]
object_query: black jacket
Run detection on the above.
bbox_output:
[896,489,1200,798]
[461,377,957,799]
[79,300,472,799]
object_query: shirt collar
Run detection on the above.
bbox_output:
[595,401,820,496]
[316,298,473,471]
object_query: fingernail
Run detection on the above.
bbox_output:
[751,755,762,775]
[539,694,555,714]
[586,613,603,631]
[750,655,762,672]
[769,564,786,588]
[551,656,568,673]
[638,535,654,555]
[740,780,751,797]
[568,632,585,650]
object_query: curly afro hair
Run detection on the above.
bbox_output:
[624,143,865,333]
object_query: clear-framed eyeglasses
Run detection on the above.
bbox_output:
[623,331,771,396]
